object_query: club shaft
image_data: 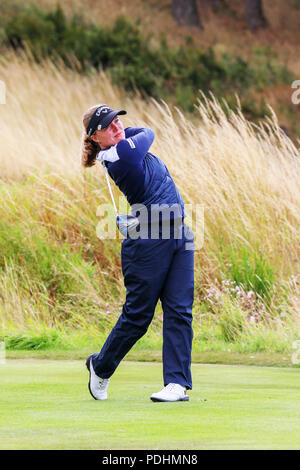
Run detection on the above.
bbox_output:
[103,166,118,216]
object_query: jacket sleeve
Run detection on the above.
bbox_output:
[116,127,154,164]
[96,127,154,166]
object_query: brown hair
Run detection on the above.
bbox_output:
[80,104,103,167]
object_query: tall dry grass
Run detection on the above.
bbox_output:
[0,50,299,338]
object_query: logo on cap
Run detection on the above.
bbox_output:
[96,106,110,116]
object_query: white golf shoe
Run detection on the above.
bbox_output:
[86,356,110,400]
[150,383,189,402]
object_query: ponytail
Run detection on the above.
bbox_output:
[80,104,104,167]
[80,131,99,167]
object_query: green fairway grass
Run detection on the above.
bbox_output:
[0,360,299,450]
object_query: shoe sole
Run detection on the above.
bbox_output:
[86,356,98,401]
[150,396,189,402]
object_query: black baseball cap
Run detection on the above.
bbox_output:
[87,105,127,137]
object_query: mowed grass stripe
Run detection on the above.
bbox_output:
[0,360,299,449]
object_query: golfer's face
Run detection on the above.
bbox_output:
[95,116,125,149]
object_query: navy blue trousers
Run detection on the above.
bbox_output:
[92,223,194,389]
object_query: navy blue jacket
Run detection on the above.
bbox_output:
[96,127,185,223]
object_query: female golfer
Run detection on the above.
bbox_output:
[81,104,194,402]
